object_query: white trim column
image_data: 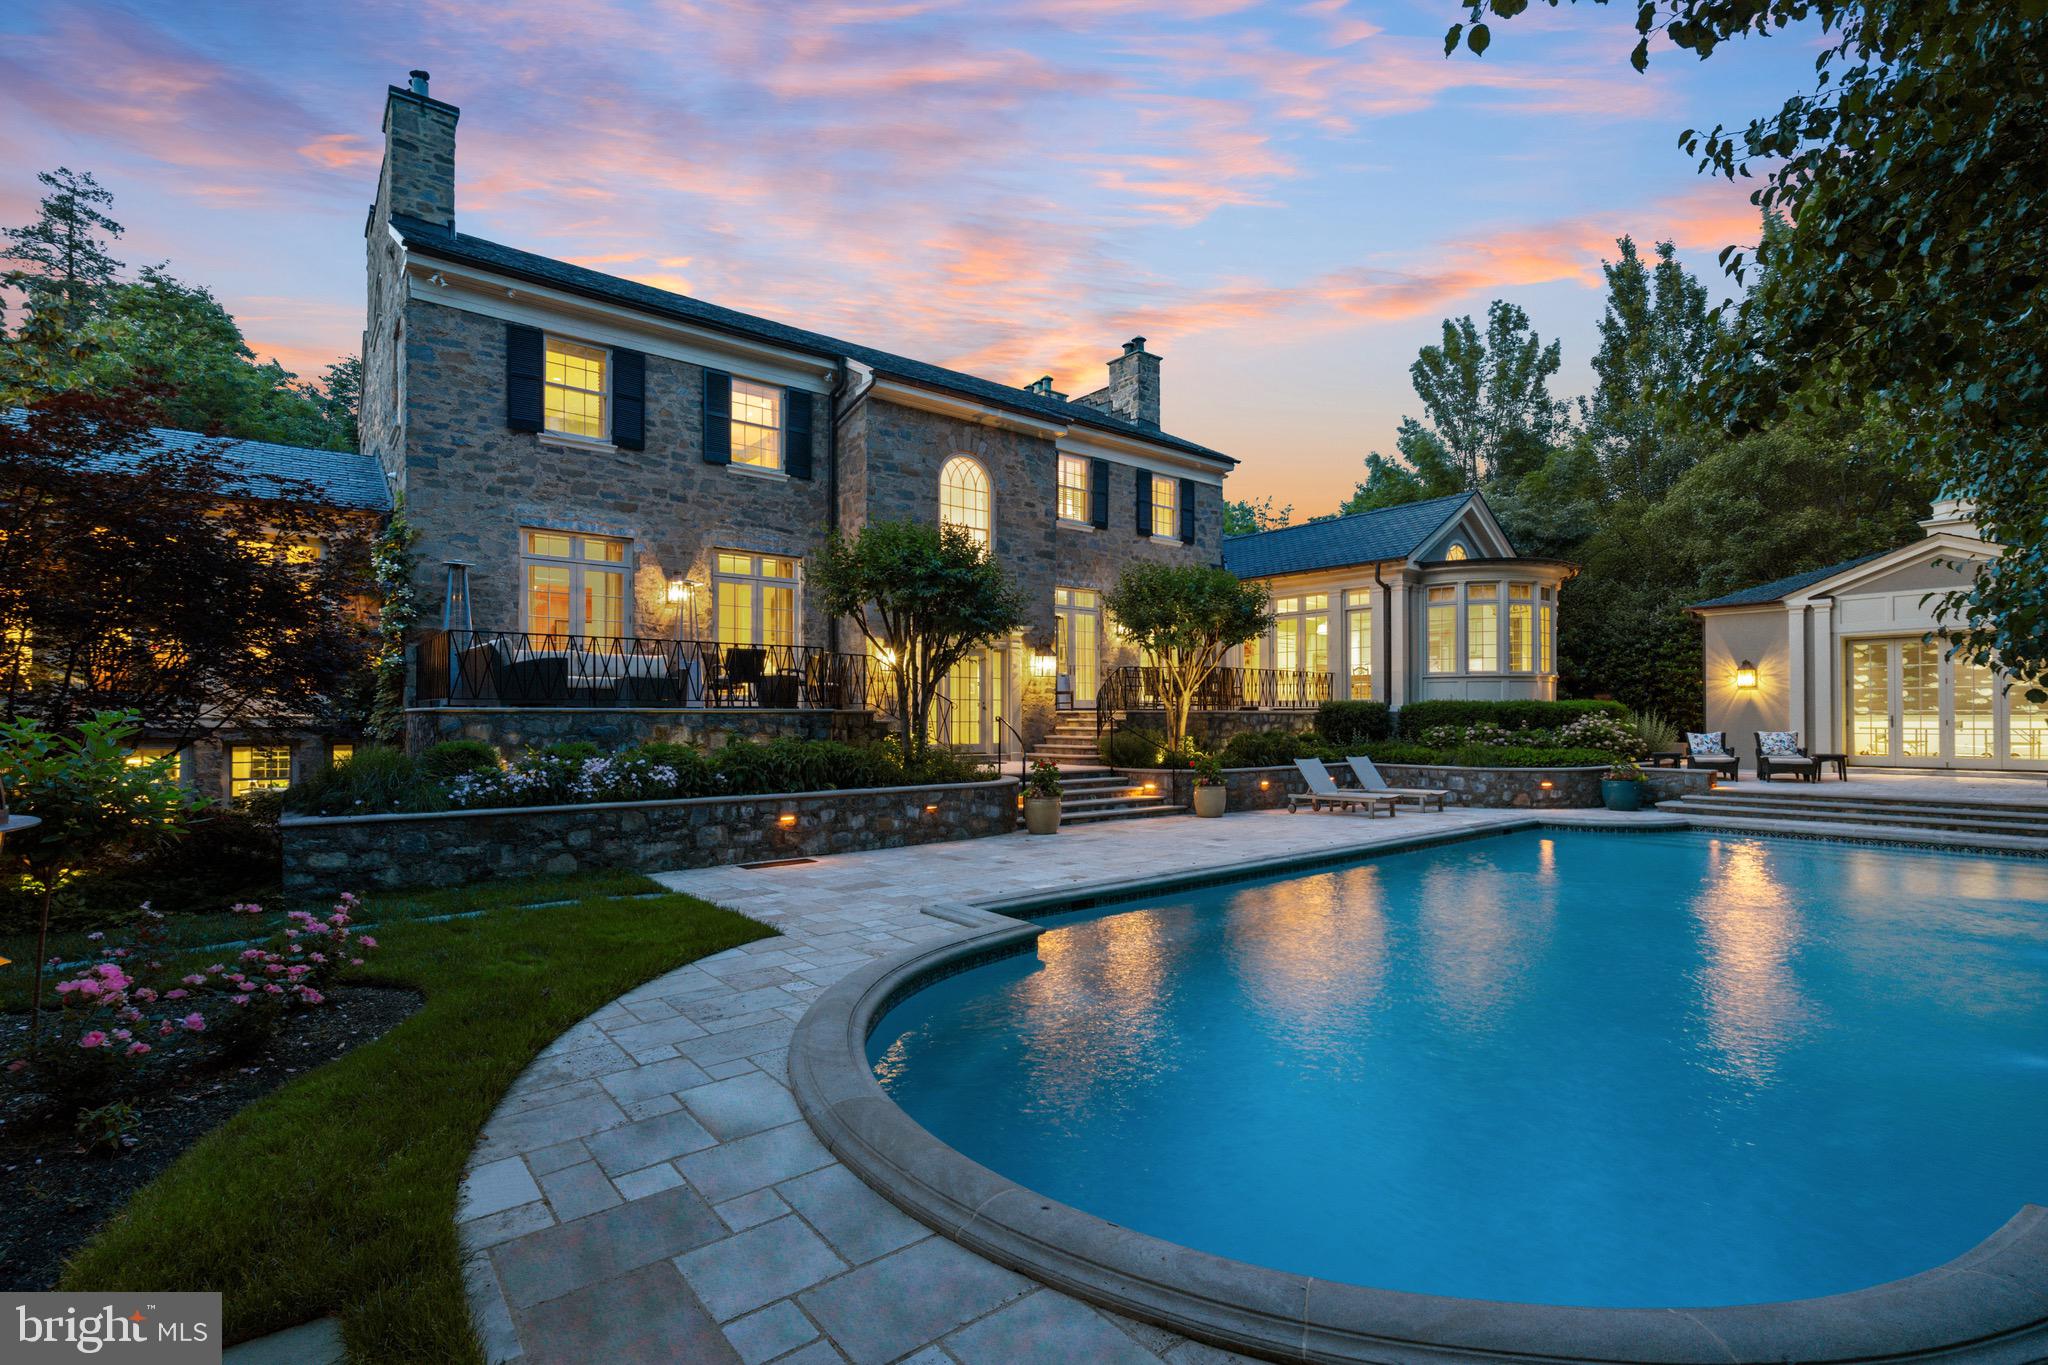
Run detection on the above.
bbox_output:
[1810,601,1836,752]
[1787,605,1808,740]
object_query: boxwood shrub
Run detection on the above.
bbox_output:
[1315,700,1393,747]
[1360,742,1617,769]
[1393,699,1628,739]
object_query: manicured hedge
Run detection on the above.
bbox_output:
[1394,698,1628,739]
[1361,742,1617,769]
[1315,700,1393,746]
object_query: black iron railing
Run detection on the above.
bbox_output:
[414,629,873,710]
[1097,664,1332,735]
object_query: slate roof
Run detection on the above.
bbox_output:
[1688,550,1893,610]
[389,214,1235,466]
[1221,493,1476,578]
[72,421,390,511]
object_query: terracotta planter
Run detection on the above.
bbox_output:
[1193,785,1227,818]
[1024,796,1061,835]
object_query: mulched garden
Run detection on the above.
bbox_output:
[0,983,421,1291]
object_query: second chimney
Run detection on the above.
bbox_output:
[1104,337,1160,427]
[376,69,460,231]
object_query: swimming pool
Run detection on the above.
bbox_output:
[869,829,2048,1309]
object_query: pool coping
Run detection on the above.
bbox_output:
[788,822,2048,1364]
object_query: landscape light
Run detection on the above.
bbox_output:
[777,812,797,827]
[666,578,692,604]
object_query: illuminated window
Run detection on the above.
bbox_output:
[127,745,182,782]
[1058,455,1089,523]
[1345,598,1372,700]
[523,530,629,639]
[1539,586,1555,673]
[939,456,992,549]
[544,337,608,440]
[1466,582,1499,672]
[231,745,292,797]
[1149,476,1179,541]
[714,550,798,646]
[1445,543,1469,561]
[730,379,783,470]
[241,536,321,565]
[1426,587,1457,674]
[1507,582,1534,671]
[2011,678,2048,763]
[329,743,356,766]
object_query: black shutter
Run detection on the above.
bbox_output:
[612,348,645,450]
[1089,458,1109,529]
[702,370,732,465]
[505,324,543,432]
[784,388,814,480]
[1179,478,1197,541]
[1134,465,1152,536]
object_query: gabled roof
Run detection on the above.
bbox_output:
[1221,492,1475,578]
[389,214,1234,466]
[1688,550,1893,610]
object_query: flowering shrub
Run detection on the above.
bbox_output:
[5,894,378,1113]
[1557,714,1645,758]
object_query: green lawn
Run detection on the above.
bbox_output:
[54,872,772,1362]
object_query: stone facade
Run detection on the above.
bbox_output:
[1117,763,1714,811]
[279,777,1020,899]
[1116,708,1311,749]
[405,705,884,756]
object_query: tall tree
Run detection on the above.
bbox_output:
[1409,300,1569,487]
[1,168,123,334]
[1449,1,2048,689]
[1586,237,1717,502]
[1223,495,1293,536]
[1335,419,1468,516]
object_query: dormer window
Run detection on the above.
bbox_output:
[544,337,607,439]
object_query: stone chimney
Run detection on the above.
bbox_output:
[1073,337,1161,427]
[376,69,459,230]
[1023,375,1068,401]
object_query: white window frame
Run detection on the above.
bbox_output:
[543,335,610,443]
[939,455,993,549]
[713,549,802,647]
[522,529,633,640]
[730,378,785,473]
[1426,586,1458,675]
[230,744,293,798]
[1150,474,1179,542]
[1345,593,1373,700]
[1057,455,1090,525]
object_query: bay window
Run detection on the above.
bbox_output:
[1426,587,1457,674]
[1508,582,1534,671]
[1466,583,1499,671]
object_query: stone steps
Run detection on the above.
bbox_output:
[1062,802,1188,824]
[1658,788,2048,851]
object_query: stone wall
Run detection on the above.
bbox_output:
[1115,709,1311,749]
[1116,763,1714,810]
[281,777,1021,899]
[405,706,886,757]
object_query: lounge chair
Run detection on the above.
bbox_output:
[1754,731,1821,783]
[1681,731,1740,782]
[1345,756,1449,812]
[1287,758,1398,817]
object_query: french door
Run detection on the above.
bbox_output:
[936,647,1006,751]
[1845,637,2048,770]
[1054,588,1100,707]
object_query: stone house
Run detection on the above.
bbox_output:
[362,72,1235,755]
[1691,499,2046,771]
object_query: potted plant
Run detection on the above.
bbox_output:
[1601,757,1649,811]
[1023,759,1062,835]
[1191,751,1227,818]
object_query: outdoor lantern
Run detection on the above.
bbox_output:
[1735,659,1759,690]
[1030,650,1057,679]
[666,577,691,604]
[1538,780,1555,791]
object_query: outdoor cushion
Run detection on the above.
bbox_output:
[1758,731,1803,756]
[1686,732,1728,757]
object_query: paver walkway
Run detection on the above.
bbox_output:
[457,807,1658,1364]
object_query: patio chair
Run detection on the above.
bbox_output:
[1681,731,1741,782]
[1286,758,1398,817]
[1754,731,1821,783]
[1344,756,1449,812]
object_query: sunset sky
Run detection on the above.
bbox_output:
[0,0,1811,512]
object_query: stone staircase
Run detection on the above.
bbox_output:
[1657,784,2048,852]
[1024,712,1185,823]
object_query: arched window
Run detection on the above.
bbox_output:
[1445,542,1469,561]
[939,456,992,549]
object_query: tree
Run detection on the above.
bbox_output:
[2,168,123,335]
[0,709,204,1045]
[1448,2,2048,689]
[1335,419,1469,516]
[0,389,375,747]
[813,520,1026,762]
[1223,495,1293,537]
[1409,301,1569,487]
[1103,564,1271,753]
[1586,237,1717,502]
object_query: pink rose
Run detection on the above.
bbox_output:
[182,974,206,987]
[358,936,378,950]
[230,994,251,1005]
[296,988,325,1006]
[125,1042,151,1057]
[180,1012,206,1032]
[78,1031,108,1049]
[165,989,188,1000]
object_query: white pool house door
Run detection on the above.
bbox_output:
[1844,637,2048,771]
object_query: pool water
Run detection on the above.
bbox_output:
[870,829,2048,1308]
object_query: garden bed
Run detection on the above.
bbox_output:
[0,984,422,1291]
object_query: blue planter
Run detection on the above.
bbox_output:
[1601,778,1646,811]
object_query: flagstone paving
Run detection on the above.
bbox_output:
[457,806,1665,1364]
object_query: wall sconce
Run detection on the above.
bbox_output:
[1734,660,1758,691]
[1029,651,1057,679]
[666,578,693,605]
[1258,779,1270,791]
[923,804,939,814]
